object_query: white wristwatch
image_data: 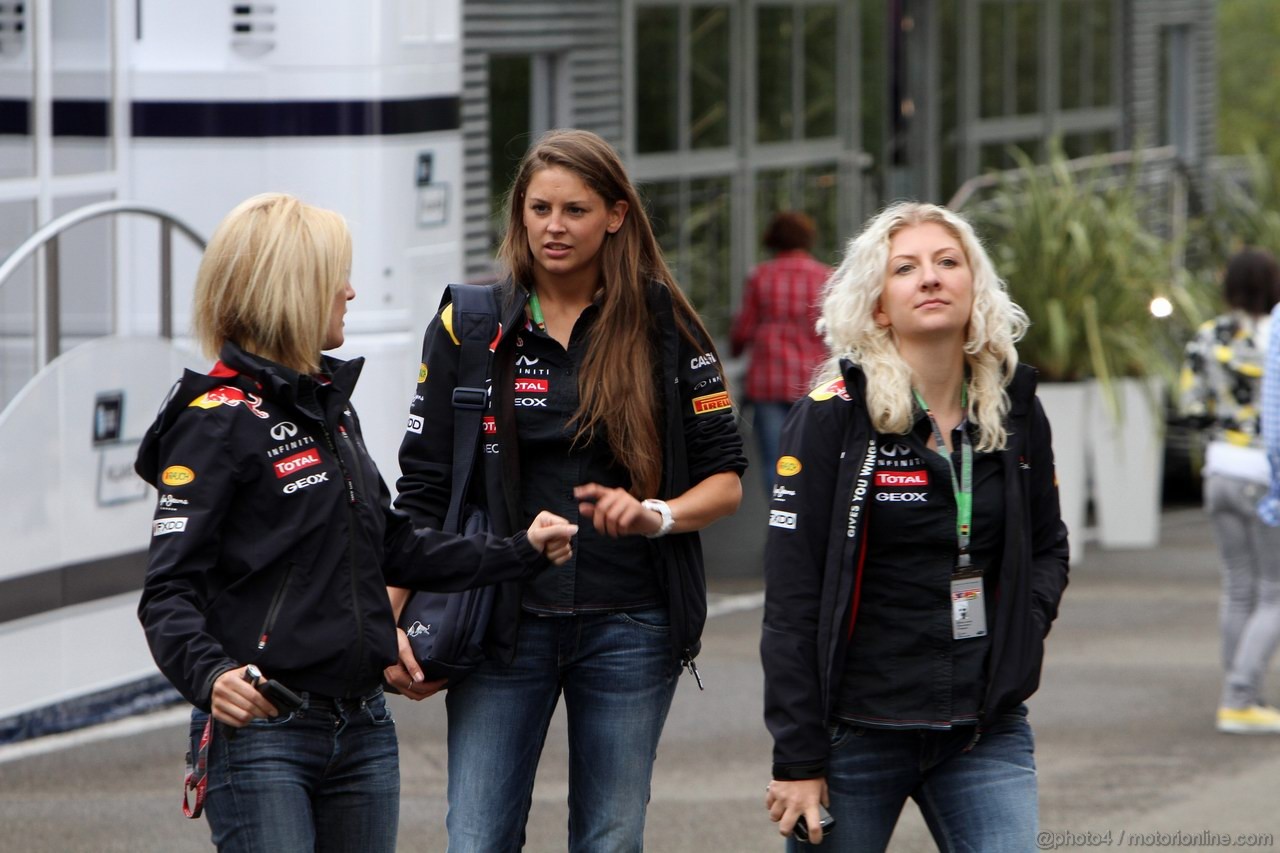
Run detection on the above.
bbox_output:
[641,499,675,538]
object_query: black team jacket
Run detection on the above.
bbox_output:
[396,281,747,671]
[761,360,1069,780]
[136,342,547,711]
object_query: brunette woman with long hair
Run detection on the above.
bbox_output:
[390,129,747,851]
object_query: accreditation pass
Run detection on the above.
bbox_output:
[950,570,987,639]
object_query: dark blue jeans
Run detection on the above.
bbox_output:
[444,608,680,853]
[192,687,399,853]
[753,400,793,497]
[791,706,1037,853]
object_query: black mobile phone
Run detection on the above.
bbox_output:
[256,678,304,713]
[793,804,835,843]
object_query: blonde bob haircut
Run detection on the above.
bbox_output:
[192,192,351,374]
[816,201,1028,451]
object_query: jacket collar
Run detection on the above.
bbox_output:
[218,341,363,415]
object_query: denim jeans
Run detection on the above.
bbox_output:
[444,608,680,853]
[790,705,1037,853]
[192,687,399,853]
[1205,473,1280,708]
[753,401,794,497]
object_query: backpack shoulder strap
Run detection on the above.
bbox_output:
[441,284,501,532]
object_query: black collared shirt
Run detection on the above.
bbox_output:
[512,305,664,613]
[833,413,1004,729]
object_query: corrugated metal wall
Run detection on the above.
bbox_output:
[461,1,623,281]
[1125,0,1216,167]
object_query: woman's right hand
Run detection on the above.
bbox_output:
[527,511,578,565]
[210,665,280,727]
[766,777,830,844]
[382,627,448,701]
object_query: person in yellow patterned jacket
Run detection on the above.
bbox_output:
[1179,247,1280,734]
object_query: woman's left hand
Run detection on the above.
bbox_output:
[574,483,661,538]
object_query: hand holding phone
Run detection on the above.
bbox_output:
[793,804,835,844]
[243,664,305,714]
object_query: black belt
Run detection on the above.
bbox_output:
[300,685,383,713]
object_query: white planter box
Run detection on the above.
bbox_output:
[1088,378,1164,549]
[1036,382,1089,563]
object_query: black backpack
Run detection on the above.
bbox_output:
[397,283,501,684]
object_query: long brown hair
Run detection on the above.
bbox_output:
[497,129,717,497]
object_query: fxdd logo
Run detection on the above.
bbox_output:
[769,510,798,530]
[153,517,189,536]
[270,421,299,440]
[407,414,425,434]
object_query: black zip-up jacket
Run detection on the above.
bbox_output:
[136,342,547,711]
[761,360,1069,779]
[396,281,747,668]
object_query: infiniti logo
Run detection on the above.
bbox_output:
[271,421,299,440]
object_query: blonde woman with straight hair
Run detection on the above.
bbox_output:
[392,129,747,851]
[136,192,576,853]
[761,201,1069,851]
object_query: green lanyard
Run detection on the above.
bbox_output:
[912,385,973,570]
[527,289,546,331]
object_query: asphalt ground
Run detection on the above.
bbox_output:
[2,507,1279,852]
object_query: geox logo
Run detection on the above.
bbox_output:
[406,621,432,638]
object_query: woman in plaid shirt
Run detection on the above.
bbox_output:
[731,211,832,487]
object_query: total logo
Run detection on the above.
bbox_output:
[153,517,188,536]
[273,448,322,479]
[768,510,798,530]
[270,421,299,441]
[283,472,330,494]
[407,414,425,434]
[482,416,497,435]
[514,378,549,394]
[875,470,928,487]
[876,492,928,503]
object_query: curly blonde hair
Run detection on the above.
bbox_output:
[816,201,1027,451]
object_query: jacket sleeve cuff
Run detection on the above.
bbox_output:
[512,530,550,574]
[198,661,240,711]
[772,761,827,781]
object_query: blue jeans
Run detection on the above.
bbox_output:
[753,401,794,497]
[444,608,681,853]
[193,687,399,853]
[791,706,1037,853]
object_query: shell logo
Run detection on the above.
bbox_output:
[776,456,802,477]
[161,465,196,487]
[418,363,428,383]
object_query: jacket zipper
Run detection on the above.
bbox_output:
[256,563,296,650]
[320,422,365,682]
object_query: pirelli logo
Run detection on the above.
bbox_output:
[691,391,731,415]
